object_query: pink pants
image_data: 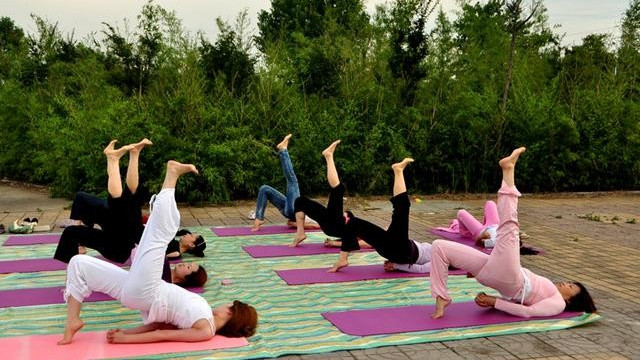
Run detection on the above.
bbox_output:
[457,201,499,240]
[431,182,522,301]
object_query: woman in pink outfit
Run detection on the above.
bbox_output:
[457,201,499,247]
[430,147,596,319]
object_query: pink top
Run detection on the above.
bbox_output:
[495,269,565,317]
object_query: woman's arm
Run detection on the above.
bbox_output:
[494,295,566,318]
[107,319,213,343]
[120,323,177,334]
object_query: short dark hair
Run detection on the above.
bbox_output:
[178,265,208,288]
[565,282,597,313]
[217,300,258,338]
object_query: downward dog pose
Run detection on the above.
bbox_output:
[54,139,151,264]
[323,156,433,274]
[251,134,318,231]
[292,140,370,249]
[58,161,258,345]
[430,147,597,318]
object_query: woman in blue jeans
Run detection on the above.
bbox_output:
[252,134,318,232]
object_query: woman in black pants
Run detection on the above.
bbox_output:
[326,157,433,273]
[54,139,151,264]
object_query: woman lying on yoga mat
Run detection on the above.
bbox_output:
[292,140,371,250]
[251,134,318,232]
[443,202,537,254]
[430,147,596,319]
[54,139,151,264]
[165,229,206,260]
[325,156,433,273]
[294,142,432,273]
[58,161,258,345]
[54,140,207,287]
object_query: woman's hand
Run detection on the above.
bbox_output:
[106,329,127,343]
[475,292,496,307]
[383,261,396,272]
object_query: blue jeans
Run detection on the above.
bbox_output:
[255,149,300,220]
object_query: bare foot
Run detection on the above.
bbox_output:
[130,138,153,154]
[431,296,451,319]
[327,260,348,273]
[251,219,265,232]
[57,318,84,345]
[104,140,133,160]
[391,158,415,172]
[499,147,526,169]
[322,140,341,158]
[78,246,87,254]
[167,160,198,176]
[276,134,292,151]
[324,238,340,247]
[290,235,306,247]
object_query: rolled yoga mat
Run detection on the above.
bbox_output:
[3,234,61,246]
[243,242,373,258]
[322,301,582,336]
[212,225,321,237]
[0,331,247,360]
[0,285,204,308]
[276,264,467,285]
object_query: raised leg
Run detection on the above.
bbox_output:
[104,140,133,198]
[322,140,341,188]
[391,158,414,196]
[126,138,153,194]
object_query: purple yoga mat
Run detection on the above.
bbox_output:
[429,228,492,254]
[322,301,581,336]
[243,243,373,258]
[212,225,321,237]
[0,285,204,308]
[3,234,61,246]
[0,256,181,274]
[276,264,467,285]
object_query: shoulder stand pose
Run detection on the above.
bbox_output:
[252,134,318,232]
[58,160,257,345]
[319,154,432,274]
[430,147,597,318]
[457,201,499,247]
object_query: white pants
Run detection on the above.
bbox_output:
[65,189,180,312]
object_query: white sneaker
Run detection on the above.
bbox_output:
[248,210,256,220]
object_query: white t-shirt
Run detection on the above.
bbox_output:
[141,282,213,330]
[393,241,432,273]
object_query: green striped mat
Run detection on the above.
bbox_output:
[0,228,600,359]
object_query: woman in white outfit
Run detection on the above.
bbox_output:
[58,159,258,345]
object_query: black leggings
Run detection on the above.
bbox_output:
[294,183,347,238]
[70,191,109,229]
[341,192,419,264]
[54,187,145,264]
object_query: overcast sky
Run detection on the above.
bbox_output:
[0,0,630,47]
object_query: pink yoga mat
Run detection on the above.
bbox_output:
[0,256,181,274]
[243,243,373,258]
[322,301,581,336]
[212,225,321,237]
[3,234,61,246]
[276,264,467,285]
[0,331,247,360]
[0,285,203,308]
